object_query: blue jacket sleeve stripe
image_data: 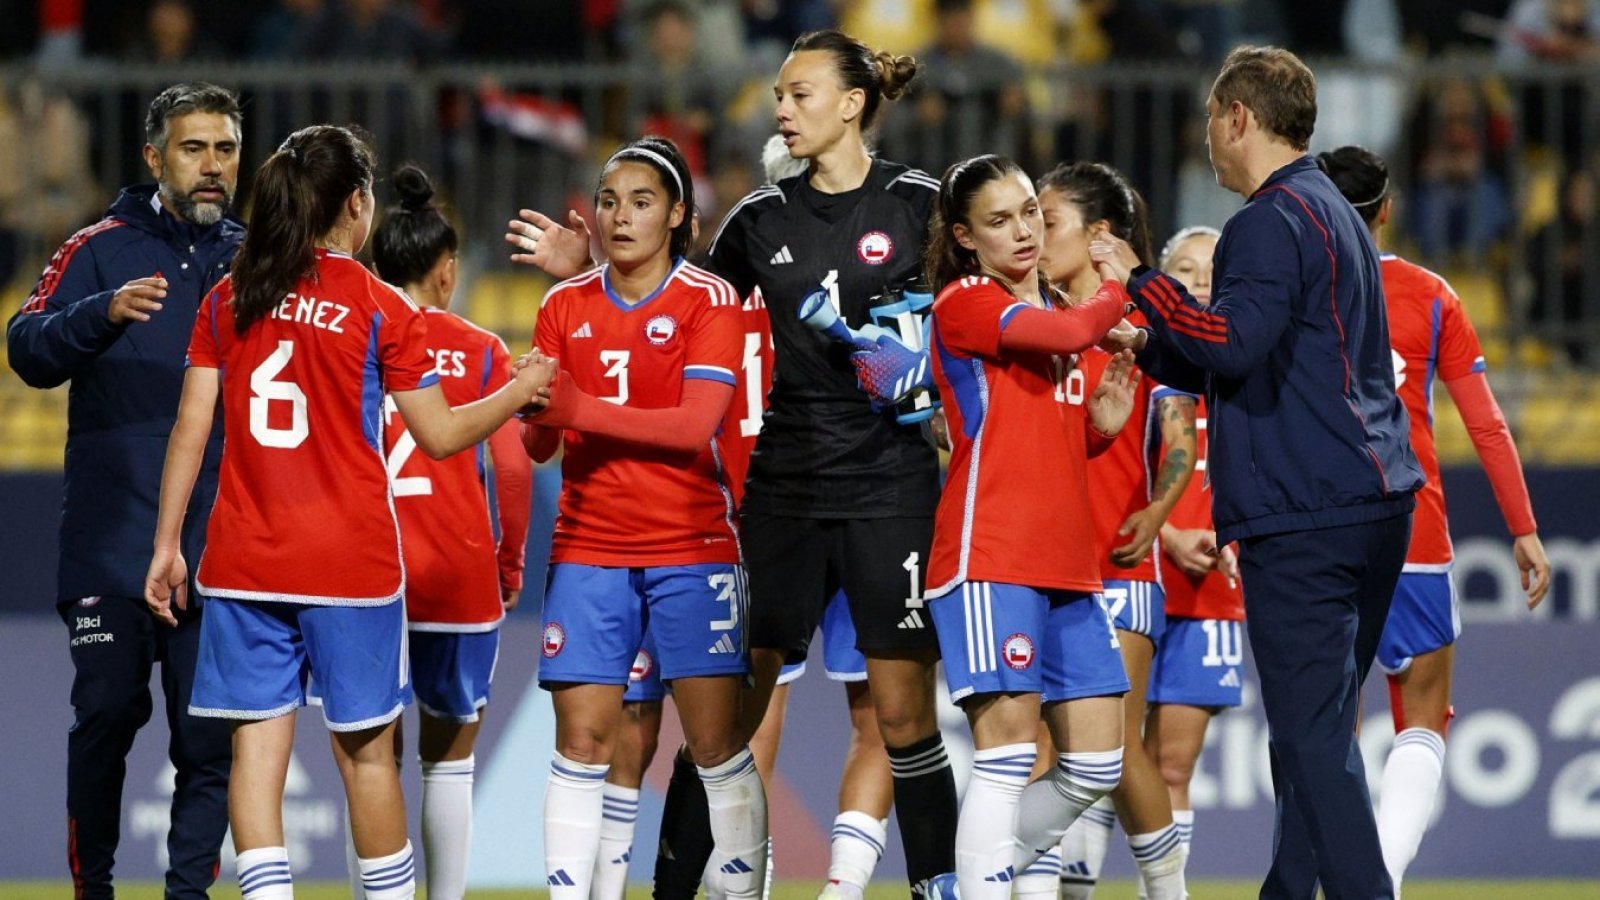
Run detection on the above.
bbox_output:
[1144,275,1228,342]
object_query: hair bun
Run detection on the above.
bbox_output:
[392,164,434,212]
[874,51,918,101]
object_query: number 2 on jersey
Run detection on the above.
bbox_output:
[382,395,432,497]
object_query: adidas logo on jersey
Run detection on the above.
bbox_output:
[720,858,754,875]
[898,610,925,629]
[708,634,738,654]
[571,322,593,339]
[1218,668,1241,688]
[769,245,794,265]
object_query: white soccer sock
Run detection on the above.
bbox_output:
[1058,797,1116,900]
[828,809,889,890]
[957,743,1037,900]
[700,746,769,900]
[1014,749,1122,877]
[1129,825,1187,900]
[358,841,416,900]
[1172,808,1194,863]
[1378,727,1447,894]
[420,756,474,900]
[1013,846,1063,900]
[544,752,609,900]
[592,783,640,900]
[237,846,294,900]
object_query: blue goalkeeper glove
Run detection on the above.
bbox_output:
[850,329,934,408]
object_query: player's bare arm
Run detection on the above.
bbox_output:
[145,365,221,626]
[1112,394,1198,568]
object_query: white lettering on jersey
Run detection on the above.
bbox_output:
[270,292,351,335]
[427,348,468,379]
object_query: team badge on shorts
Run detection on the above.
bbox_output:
[857,231,894,265]
[542,623,566,658]
[629,649,655,682]
[645,314,678,345]
[1003,633,1036,671]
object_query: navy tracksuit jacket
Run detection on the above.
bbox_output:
[7,184,242,899]
[1132,156,1424,900]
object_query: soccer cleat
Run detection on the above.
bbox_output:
[919,871,960,900]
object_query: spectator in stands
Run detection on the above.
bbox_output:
[1407,78,1511,266]
[0,81,99,288]
[630,1,731,180]
[899,0,1026,173]
[1161,0,1242,61]
[124,0,220,63]
[250,0,324,60]
[1496,0,1600,63]
[293,0,441,63]
[5,83,243,900]
[1528,166,1599,368]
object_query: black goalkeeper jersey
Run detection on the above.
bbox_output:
[704,158,942,518]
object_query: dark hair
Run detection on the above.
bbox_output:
[925,154,1044,296]
[230,125,376,335]
[1316,145,1389,226]
[1211,46,1316,152]
[791,30,917,131]
[1037,160,1153,266]
[597,136,696,259]
[372,165,458,287]
[145,82,242,150]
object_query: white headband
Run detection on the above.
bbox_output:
[609,147,684,198]
[1349,177,1390,208]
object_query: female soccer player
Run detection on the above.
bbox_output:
[1144,224,1247,879]
[143,124,555,900]
[509,31,960,899]
[922,154,1140,900]
[1318,145,1550,894]
[519,136,768,900]
[1027,162,1195,900]
[368,164,533,900]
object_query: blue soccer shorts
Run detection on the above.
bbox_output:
[930,582,1129,705]
[540,562,748,688]
[192,597,410,732]
[776,589,869,686]
[410,629,500,723]
[623,628,666,704]
[1147,616,1245,709]
[1103,579,1167,641]
[1377,571,1460,675]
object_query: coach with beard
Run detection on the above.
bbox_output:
[7,82,244,900]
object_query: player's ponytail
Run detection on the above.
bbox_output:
[372,164,459,288]
[1037,161,1154,267]
[600,136,696,259]
[792,30,917,131]
[926,154,1030,294]
[1317,145,1390,227]
[230,125,375,335]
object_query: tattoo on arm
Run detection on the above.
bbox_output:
[1153,447,1190,502]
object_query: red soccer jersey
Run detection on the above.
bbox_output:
[534,260,744,566]
[187,250,438,605]
[1081,330,1191,585]
[1161,399,1244,621]
[722,287,775,508]
[384,308,524,629]
[1382,254,1487,570]
[926,276,1103,598]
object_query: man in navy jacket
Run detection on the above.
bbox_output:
[7,83,243,900]
[1092,48,1424,899]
